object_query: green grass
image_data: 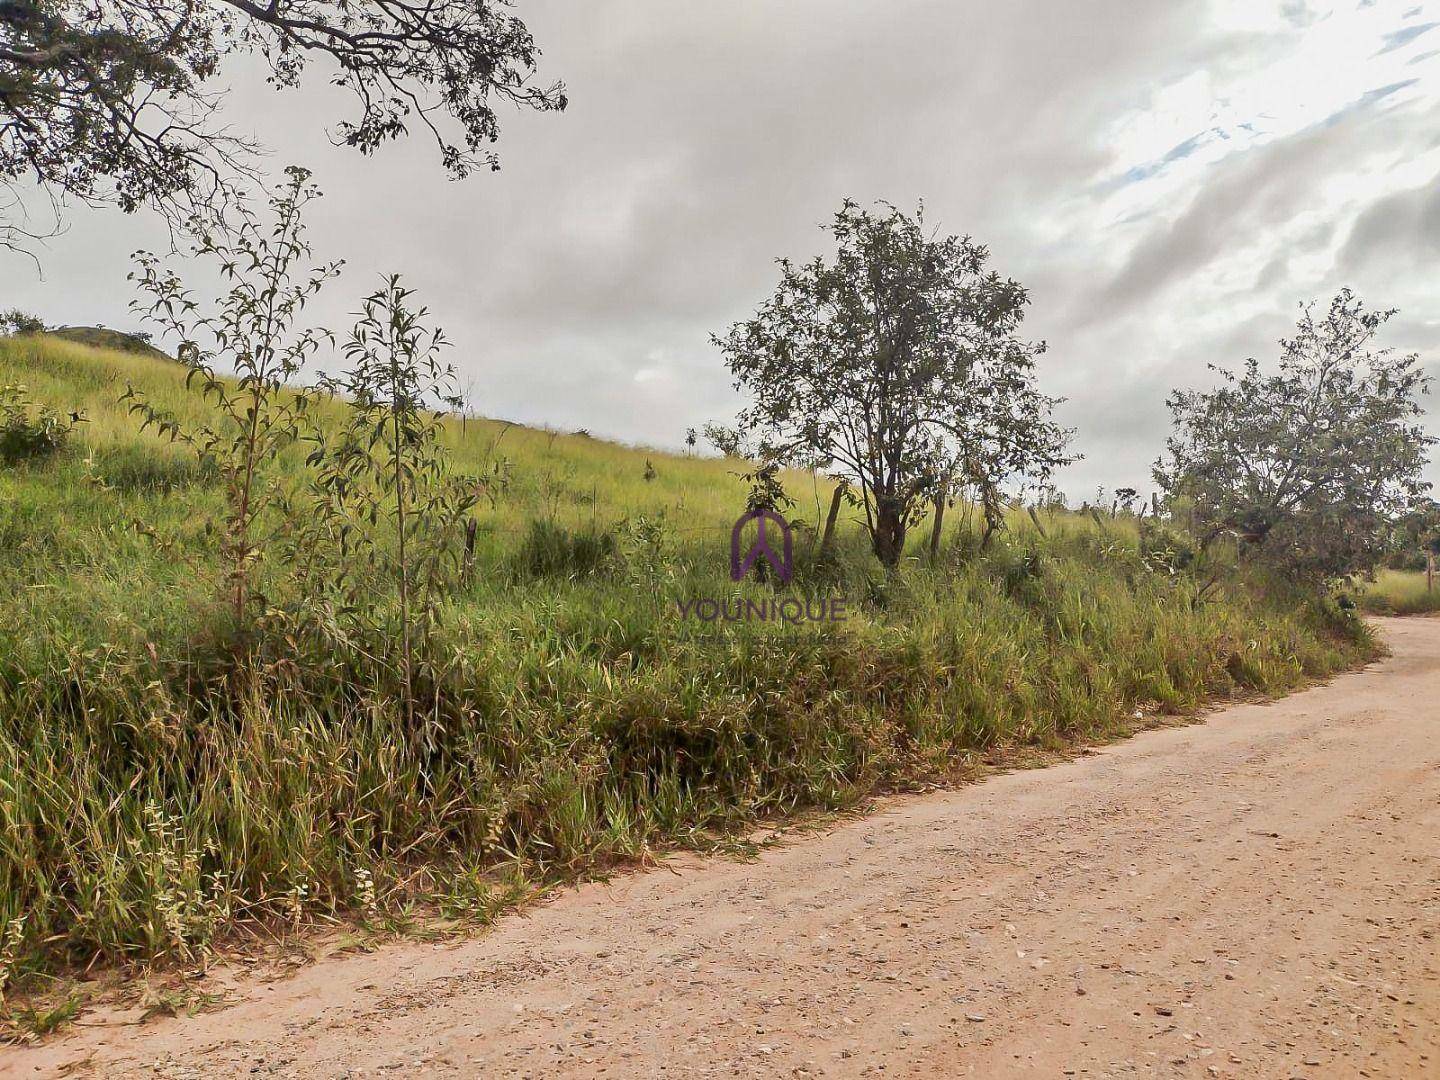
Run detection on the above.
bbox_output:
[0,333,1376,994]
[1358,569,1440,615]
[43,326,171,361]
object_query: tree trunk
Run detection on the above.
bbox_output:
[1026,505,1048,538]
[871,497,907,567]
[928,489,945,561]
[462,517,478,585]
[979,484,1004,550]
[390,364,414,734]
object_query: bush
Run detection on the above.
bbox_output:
[511,519,618,581]
[0,310,45,336]
[994,547,1046,603]
[1138,520,1196,576]
[0,385,77,464]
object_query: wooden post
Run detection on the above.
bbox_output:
[820,482,846,558]
[928,487,946,561]
[1428,551,1434,594]
[1027,505,1049,538]
[462,518,478,584]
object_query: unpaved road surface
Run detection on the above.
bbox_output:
[10,618,1439,1079]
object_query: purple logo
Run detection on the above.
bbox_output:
[674,510,847,623]
[730,509,793,584]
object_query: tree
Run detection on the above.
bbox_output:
[714,200,1072,566]
[1154,289,1434,582]
[124,165,339,625]
[1384,497,1440,571]
[1,1,565,251]
[296,276,477,733]
[0,307,42,334]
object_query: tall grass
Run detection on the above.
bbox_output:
[0,335,1374,990]
[1358,569,1440,615]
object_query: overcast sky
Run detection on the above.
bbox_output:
[6,0,1440,499]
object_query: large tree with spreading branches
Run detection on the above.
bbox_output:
[714,200,1073,566]
[0,0,564,253]
[1155,289,1434,582]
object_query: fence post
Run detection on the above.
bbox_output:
[928,486,947,561]
[820,482,846,558]
[462,518,478,585]
[1027,505,1049,538]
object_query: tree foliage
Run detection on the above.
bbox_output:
[123,165,340,624]
[1155,289,1434,581]
[0,0,564,248]
[714,200,1072,565]
[292,276,477,734]
[0,307,42,334]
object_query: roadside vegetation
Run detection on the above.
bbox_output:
[2,173,1432,1031]
[1359,570,1440,615]
[6,0,1432,1051]
[0,325,1374,1005]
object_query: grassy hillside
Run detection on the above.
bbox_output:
[42,326,172,361]
[0,334,1373,995]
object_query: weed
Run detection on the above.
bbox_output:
[0,993,80,1044]
[0,384,80,464]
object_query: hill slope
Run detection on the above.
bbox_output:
[43,326,173,361]
[0,334,1373,999]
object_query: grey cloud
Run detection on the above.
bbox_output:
[1093,103,1408,320]
[5,0,1440,488]
[1337,169,1440,271]
[1377,21,1438,53]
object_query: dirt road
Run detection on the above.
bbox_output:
[10,617,1439,1079]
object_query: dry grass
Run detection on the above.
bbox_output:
[1358,569,1440,615]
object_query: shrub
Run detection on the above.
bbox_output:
[0,385,78,464]
[994,547,1046,603]
[1138,520,1197,576]
[512,519,617,581]
[0,310,45,336]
